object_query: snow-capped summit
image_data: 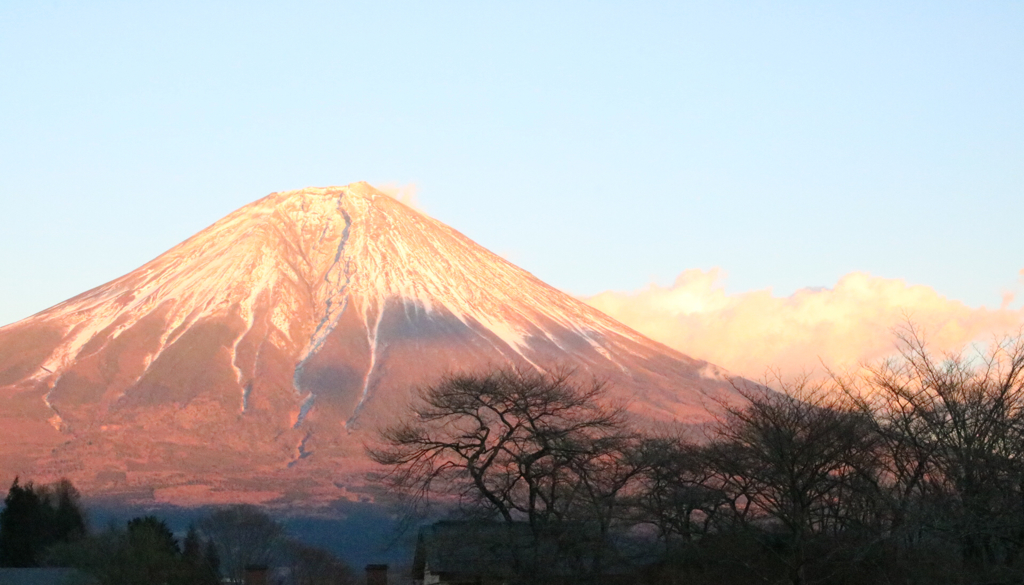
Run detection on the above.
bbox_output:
[0,183,737,505]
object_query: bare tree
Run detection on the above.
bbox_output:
[369,367,640,580]
[370,367,628,523]
[707,378,882,585]
[839,326,1024,578]
[634,437,728,545]
[286,542,355,585]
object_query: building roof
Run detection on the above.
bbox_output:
[412,520,656,584]
[0,568,95,585]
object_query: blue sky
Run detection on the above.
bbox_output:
[1,1,1022,329]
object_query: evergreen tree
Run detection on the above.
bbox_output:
[0,477,46,567]
[182,525,202,562]
[204,538,221,578]
[112,516,183,585]
[126,516,178,556]
[51,479,86,543]
[182,525,219,585]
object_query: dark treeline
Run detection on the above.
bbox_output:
[372,329,1024,585]
[0,478,86,567]
[0,481,354,585]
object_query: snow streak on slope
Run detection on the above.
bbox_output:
[331,184,652,357]
[346,300,384,430]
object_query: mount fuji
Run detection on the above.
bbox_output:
[0,183,738,506]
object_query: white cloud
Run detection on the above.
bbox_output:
[376,183,422,211]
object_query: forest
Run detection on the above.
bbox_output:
[372,328,1024,585]
[0,480,354,585]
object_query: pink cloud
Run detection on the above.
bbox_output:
[585,269,1024,379]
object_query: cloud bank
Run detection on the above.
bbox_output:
[585,269,1024,379]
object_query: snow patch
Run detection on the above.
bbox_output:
[345,299,385,429]
[699,363,730,381]
[297,198,353,365]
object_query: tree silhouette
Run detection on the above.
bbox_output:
[0,477,45,567]
[370,367,641,581]
[0,477,87,567]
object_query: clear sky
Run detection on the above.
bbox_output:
[2,1,1023,364]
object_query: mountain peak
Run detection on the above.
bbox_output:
[275,181,369,198]
[272,182,396,206]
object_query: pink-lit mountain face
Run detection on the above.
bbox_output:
[0,183,738,506]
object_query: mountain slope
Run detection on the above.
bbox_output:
[0,183,737,505]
